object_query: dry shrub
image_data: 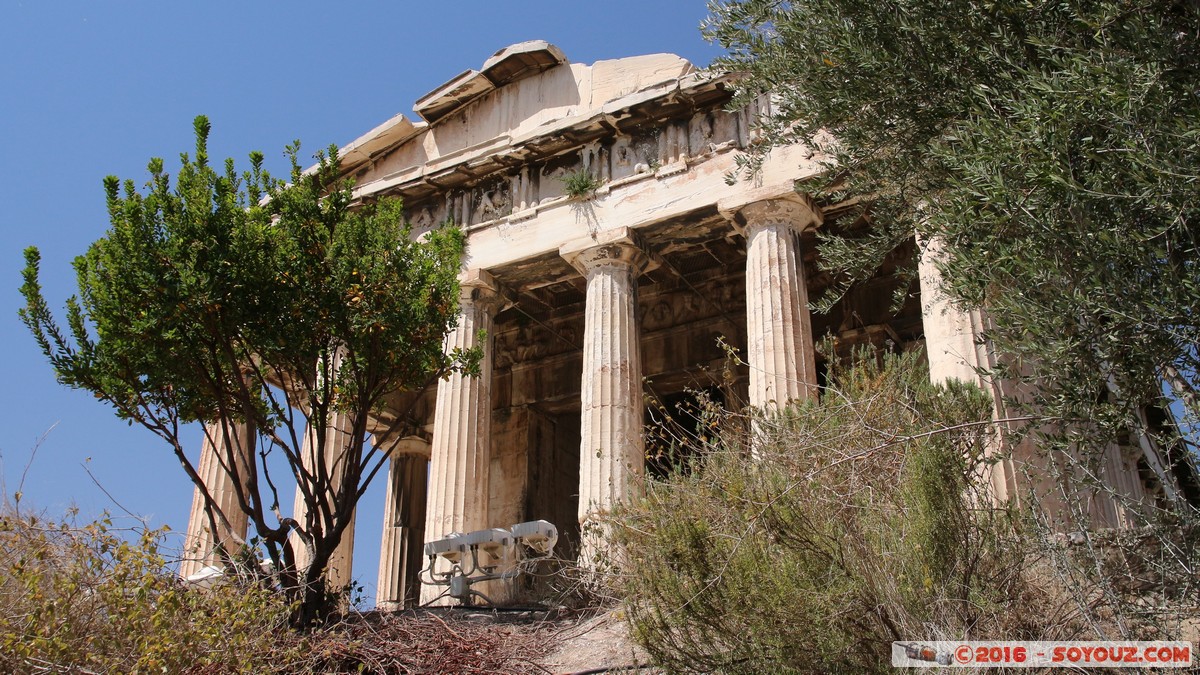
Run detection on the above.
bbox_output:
[0,507,303,674]
[1025,482,1200,644]
[613,350,1076,673]
[0,503,565,674]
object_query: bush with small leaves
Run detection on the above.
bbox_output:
[613,350,1072,674]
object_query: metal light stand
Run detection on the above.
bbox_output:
[420,520,558,606]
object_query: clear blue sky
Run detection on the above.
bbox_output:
[0,1,723,605]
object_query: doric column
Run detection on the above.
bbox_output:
[421,269,501,603]
[732,195,822,410]
[291,409,357,593]
[918,237,1020,498]
[918,236,1045,511]
[918,237,994,386]
[180,420,255,578]
[376,437,430,611]
[561,228,652,528]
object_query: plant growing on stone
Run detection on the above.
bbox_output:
[18,115,477,627]
[562,169,603,199]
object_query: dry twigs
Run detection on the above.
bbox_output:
[290,611,554,675]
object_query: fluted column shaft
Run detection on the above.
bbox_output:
[742,199,820,409]
[421,270,500,603]
[918,238,994,386]
[919,238,1151,520]
[424,272,499,539]
[181,420,255,578]
[917,236,1023,506]
[563,231,651,526]
[376,438,429,611]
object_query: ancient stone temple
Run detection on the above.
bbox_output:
[180,41,1161,607]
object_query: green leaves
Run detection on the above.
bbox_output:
[615,350,1023,673]
[19,116,470,624]
[22,116,467,423]
[707,0,1200,465]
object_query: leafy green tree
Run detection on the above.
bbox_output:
[19,116,472,625]
[703,0,1200,502]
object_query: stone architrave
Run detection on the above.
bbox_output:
[561,228,652,531]
[376,437,430,611]
[291,408,358,593]
[421,269,502,603]
[180,420,255,579]
[726,194,822,410]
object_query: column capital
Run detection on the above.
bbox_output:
[458,268,507,310]
[383,436,432,460]
[718,191,824,236]
[559,227,656,277]
[459,267,496,290]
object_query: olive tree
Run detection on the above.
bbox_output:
[704,0,1200,496]
[701,0,1200,639]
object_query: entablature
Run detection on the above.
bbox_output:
[350,69,740,206]
[323,42,834,294]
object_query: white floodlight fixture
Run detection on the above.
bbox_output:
[462,528,514,560]
[420,519,560,607]
[182,565,224,589]
[424,532,466,563]
[511,520,558,556]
